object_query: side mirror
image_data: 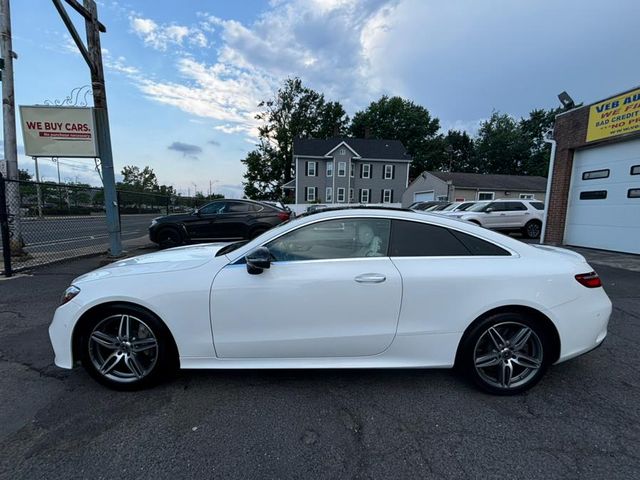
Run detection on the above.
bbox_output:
[246,246,271,275]
[193,208,200,216]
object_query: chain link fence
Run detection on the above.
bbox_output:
[0,174,201,276]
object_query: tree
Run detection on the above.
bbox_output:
[120,165,159,192]
[519,108,562,177]
[474,112,530,175]
[242,77,349,199]
[18,169,32,181]
[442,130,478,173]
[349,96,441,177]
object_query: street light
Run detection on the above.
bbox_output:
[558,91,575,110]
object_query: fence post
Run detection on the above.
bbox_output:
[0,173,13,277]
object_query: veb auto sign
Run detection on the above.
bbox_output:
[19,105,98,157]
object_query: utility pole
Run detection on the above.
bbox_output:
[52,0,121,256]
[0,0,24,254]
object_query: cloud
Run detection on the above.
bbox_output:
[168,142,203,158]
[208,140,221,147]
[130,16,208,51]
[127,1,398,141]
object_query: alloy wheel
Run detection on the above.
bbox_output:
[88,314,159,383]
[473,321,543,390]
[526,222,541,238]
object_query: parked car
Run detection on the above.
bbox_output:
[436,201,476,214]
[409,201,448,211]
[306,204,328,213]
[451,200,545,238]
[51,208,610,394]
[148,199,291,248]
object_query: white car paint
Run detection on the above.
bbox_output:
[49,209,611,373]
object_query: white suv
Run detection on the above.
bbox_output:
[450,199,545,238]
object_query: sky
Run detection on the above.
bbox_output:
[5,0,640,198]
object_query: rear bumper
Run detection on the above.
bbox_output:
[551,288,612,364]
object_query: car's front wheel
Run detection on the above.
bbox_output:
[459,313,550,395]
[79,305,176,390]
[157,227,183,249]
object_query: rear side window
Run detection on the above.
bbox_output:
[530,202,545,210]
[226,202,251,213]
[390,220,469,256]
[506,202,527,211]
[450,230,511,256]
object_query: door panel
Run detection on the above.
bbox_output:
[210,258,402,358]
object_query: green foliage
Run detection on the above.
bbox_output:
[350,96,441,177]
[242,77,349,199]
[120,165,159,192]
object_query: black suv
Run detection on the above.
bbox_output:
[149,199,291,248]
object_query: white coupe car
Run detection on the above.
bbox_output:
[50,208,611,395]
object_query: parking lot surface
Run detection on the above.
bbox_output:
[1,248,639,479]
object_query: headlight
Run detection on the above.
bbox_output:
[61,285,81,305]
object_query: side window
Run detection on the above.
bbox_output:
[507,202,527,211]
[530,202,545,210]
[266,218,391,262]
[450,230,511,256]
[199,201,227,214]
[488,202,507,212]
[226,202,250,213]
[389,220,470,256]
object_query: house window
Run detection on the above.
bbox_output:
[519,194,535,199]
[326,187,333,203]
[337,188,346,203]
[350,163,354,177]
[338,161,346,177]
[360,189,370,203]
[582,169,609,180]
[478,191,495,201]
[384,165,393,179]
[338,148,346,155]
[361,164,371,179]
[306,161,316,177]
[349,188,354,201]
[326,162,333,177]
[436,195,448,201]
[306,187,316,202]
[383,189,392,203]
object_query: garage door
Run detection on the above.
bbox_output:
[564,138,640,254]
[414,191,435,202]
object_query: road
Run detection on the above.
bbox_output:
[0,248,638,479]
[17,214,157,253]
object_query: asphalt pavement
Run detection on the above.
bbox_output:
[0,247,639,479]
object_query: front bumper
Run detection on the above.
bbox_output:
[48,300,82,369]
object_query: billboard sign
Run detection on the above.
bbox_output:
[586,88,640,142]
[19,105,98,157]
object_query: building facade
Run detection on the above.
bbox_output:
[290,138,412,205]
[543,86,640,254]
[402,171,547,207]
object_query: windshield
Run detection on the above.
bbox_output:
[440,203,460,212]
[467,202,491,212]
[457,202,474,211]
[215,240,249,257]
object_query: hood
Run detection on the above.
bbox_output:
[73,244,229,284]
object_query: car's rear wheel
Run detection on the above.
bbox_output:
[523,220,542,239]
[157,227,183,249]
[79,305,176,390]
[460,313,550,395]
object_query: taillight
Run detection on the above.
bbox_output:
[278,211,290,221]
[575,272,602,288]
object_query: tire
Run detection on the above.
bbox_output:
[250,227,269,239]
[157,227,183,249]
[522,220,542,239]
[459,312,551,395]
[78,304,177,390]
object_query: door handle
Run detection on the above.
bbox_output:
[355,273,386,283]
[499,213,506,216]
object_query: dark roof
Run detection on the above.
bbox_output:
[427,171,547,191]
[293,137,412,161]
